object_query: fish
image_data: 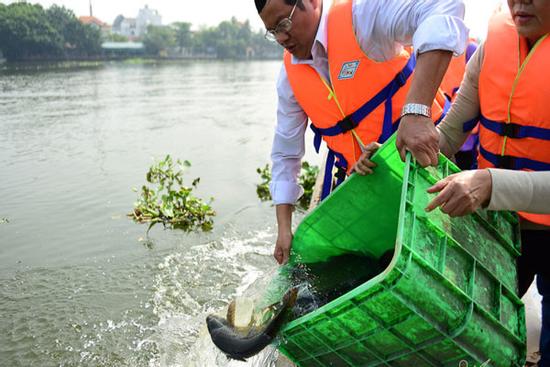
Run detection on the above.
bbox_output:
[206,252,394,360]
[206,287,298,362]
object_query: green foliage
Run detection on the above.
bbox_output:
[0,3,101,61]
[192,17,280,59]
[256,162,320,211]
[141,17,281,59]
[129,155,215,232]
[173,22,192,49]
[256,164,272,202]
[298,161,320,209]
[143,25,176,56]
[104,32,129,42]
[0,3,280,61]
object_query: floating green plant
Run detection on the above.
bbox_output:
[129,155,215,232]
[256,162,319,211]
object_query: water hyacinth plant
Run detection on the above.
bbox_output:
[256,161,319,211]
[129,155,215,232]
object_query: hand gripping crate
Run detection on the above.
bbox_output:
[278,135,526,367]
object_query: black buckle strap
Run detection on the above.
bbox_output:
[502,123,522,138]
[336,115,355,133]
[497,155,515,169]
[335,166,347,182]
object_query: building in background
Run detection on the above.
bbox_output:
[79,16,111,35]
[79,1,111,36]
[112,15,138,39]
[136,5,162,36]
[112,5,161,39]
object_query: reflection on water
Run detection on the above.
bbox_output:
[0,61,316,366]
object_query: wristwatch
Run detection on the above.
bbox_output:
[401,103,432,118]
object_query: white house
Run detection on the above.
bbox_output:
[112,5,161,38]
[136,5,162,36]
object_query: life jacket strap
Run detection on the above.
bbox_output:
[310,54,416,153]
[463,116,480,132]
[480,115,550,140]
[314,55,417,200]
[320,149,348,201]
[435,95,452,126]
[479,145,550,170]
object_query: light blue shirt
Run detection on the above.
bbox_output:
[270,0,470,205]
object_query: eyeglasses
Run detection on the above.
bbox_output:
[264,2,298,42]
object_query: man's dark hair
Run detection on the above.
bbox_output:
[255,0,303,14]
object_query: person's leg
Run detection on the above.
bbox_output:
[518,230,540,297]
[520,230,550,365]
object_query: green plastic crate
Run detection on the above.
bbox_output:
[278,135,526,367]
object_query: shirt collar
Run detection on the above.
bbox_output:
[291,0,329,65]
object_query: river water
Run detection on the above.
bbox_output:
[0,61,315,367]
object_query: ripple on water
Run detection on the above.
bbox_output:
[0,228,278,367]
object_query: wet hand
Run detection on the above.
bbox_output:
[396,115,439,167]
[274,230,292,265]
[351,142,380,175]
[425,169,493,217]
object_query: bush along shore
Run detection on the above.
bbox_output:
[0,2,281,63]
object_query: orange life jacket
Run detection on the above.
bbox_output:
[284,0,448,198]
[478,11,550,226]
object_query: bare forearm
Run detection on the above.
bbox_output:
[276,204,293,234]
[396,50,453,167]
[406,50,452,105]
[274,204,294,264]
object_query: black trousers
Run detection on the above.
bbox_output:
[517,230,550,367]
[518,230,550,297]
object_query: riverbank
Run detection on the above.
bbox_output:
[0,56,281,72]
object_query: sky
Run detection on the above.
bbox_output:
[3,0,505,37]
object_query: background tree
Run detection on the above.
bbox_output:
[143,25,176,56]
[0,2,101,61]
[173,22,193,50]
[46,5,101,56]
[0,3,62,61]
[104,33,129,42]
[0,4,281,62]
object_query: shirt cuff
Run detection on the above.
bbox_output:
[413,15,469,56]
[270,180,304,205]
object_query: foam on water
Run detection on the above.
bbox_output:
[145,229,280,366]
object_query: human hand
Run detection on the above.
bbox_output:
[425,169,493,217]
[274,230,293,265]
[396,115,439,167]
[351,142,380,175]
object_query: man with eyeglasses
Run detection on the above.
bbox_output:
[255,0,469,265]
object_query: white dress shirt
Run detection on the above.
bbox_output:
[270,0,469,205]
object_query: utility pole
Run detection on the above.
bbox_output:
[89,0,93,17]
